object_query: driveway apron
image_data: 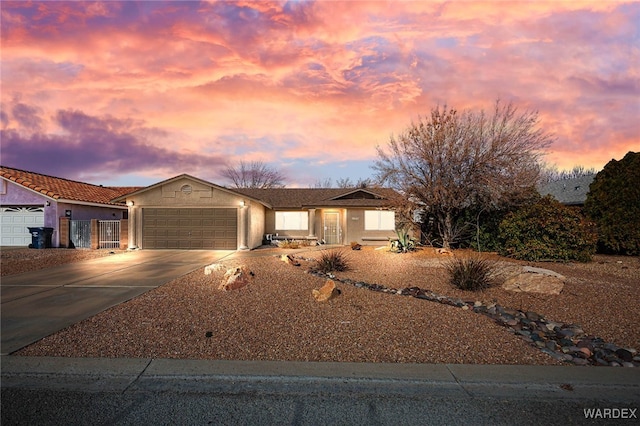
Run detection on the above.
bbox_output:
[1,250,233,355]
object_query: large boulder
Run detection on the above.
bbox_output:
[502,266,565,295]
[218,265,254,291]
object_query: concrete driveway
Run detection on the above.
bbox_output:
[1,250,234,355]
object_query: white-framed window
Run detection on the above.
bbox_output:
[275,211,308,231]
[364,210,395,230]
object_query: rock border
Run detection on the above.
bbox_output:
[296,256,639,367]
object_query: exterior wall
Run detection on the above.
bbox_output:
[344,208,397,245]
[59,217,70,248]
[247,201,265,249]
[1,179,125,248]
[120,219,128,250]
[263,207,396,245]
[125,176,261,249]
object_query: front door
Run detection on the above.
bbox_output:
[323,212,340,244]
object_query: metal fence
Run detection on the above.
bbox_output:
[99,220,120,249]
[70,220,91,248]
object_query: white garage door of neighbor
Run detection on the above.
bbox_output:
[1,206,45,246]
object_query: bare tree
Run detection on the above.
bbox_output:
[310,177,333,188]
[539,164,598,185]
[222,160,286,189]
[336,177,373,188]
[374,101,553,248]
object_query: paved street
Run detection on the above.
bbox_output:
[2,357,639,425]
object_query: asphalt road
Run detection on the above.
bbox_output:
[2,357,639,425]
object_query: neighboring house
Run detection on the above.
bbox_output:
[539,175,596,206]
[0,166,139,247]
[113,174,401,250]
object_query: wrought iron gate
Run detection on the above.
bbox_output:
[99,220,120,249]
[70,220,91,248]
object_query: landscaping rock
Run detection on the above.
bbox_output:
[280,254,301,266]
[218,265,254,291]
[312,279,340,302]
[502,272,564,295]
[204,263,226,275]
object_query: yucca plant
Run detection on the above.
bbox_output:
[445,255,496,291]
[313,250,350,273]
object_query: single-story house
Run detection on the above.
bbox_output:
[1,167,401,250]
[113,174,402,250]
[538,175,596,207]
[0,166,139,247]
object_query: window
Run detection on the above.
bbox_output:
[275,211,308,231]
[365,210,395,230]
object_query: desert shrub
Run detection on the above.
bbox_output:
[276,239,311,249]
[276,240,300,249]
[498,195,597,262]
[390,228,417,253]
[584,151,640,255]
[314,250,349,273]
[445,255,497,291]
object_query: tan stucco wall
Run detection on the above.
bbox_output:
[125,177,264,249]
[262,208,397,246]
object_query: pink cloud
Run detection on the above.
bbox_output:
[1,1,638,185]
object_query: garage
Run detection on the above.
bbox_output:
[0,206,45,246]
[142,208,237,249]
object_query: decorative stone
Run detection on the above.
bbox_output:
[280,254,300,266]
[218,265,254,291]
[572,357,589,366]
[204,263,227,275]
[615,348,633,362]
[502,269,564,295]
[312,279,340,302]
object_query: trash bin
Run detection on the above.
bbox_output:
[28,227,54,249]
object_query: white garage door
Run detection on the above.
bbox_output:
[1,206,45,246]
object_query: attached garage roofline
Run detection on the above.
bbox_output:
[111,173,272,208]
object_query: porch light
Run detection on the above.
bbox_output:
[127,201,134,207]
[240,200,245,207]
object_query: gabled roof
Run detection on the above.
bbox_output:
[111,174,272,207]
[234,187,399,209]
[0,166,141,206]
[539,175,595,205]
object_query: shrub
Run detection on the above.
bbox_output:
[390,228,417,253]
[498,195,597,262]
[584,151,640,255]
[313,250,349,273]
[276,239,312,249]
[445,255,497,291]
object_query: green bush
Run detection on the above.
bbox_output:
[584,151,640,255]
[390,228,417,253]
[498,195,597,262]
[445,255,497,291]
[314,250,349,273]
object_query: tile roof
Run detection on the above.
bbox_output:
[0,166,142,206]
[539,175,595,205]
[234,187,400,209]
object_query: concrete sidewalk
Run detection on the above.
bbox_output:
[2,357,639,425]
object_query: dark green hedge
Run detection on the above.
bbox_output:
[498,195,597,262]
[584,151,640,255]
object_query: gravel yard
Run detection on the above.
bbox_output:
[4,246,639,365]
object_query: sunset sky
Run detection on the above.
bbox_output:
[1,1,638,188]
